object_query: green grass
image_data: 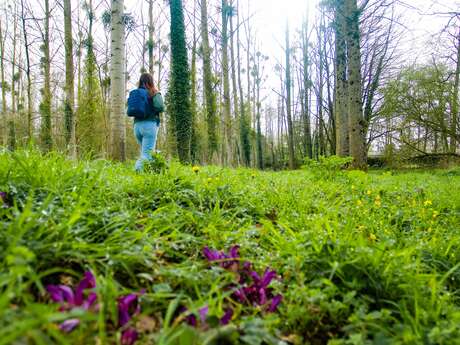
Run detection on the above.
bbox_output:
[1,150,460,344]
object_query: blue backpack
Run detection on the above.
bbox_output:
[127,88,149,119]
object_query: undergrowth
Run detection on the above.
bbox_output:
[1,150,460,344]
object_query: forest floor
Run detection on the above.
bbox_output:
[1,150,460,345]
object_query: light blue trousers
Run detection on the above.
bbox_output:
[134,121,159,171]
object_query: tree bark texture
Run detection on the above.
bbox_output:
[109,0,126,160]
[285,22,295,169]
[64,0,76,157]
[345,0,366,169]
[200,0,218,160]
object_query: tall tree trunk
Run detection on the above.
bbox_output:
[335,0,349,156]
[148,0,154,75]
[301,15,312,159]
[109,0,126,160]
[256,74,263,169]
[345,0,366,169]
[9,5,18,151]
[245,4,254,166]
[0,17,7,146]
[64,0,76,157]
[236,0,250,166]
[317,24,326,156]
[221,0,232,166]
[190,2,198,162]
[285,22,295,169]
[229,0,240,165]
[169,0,192,163]
[200,0,218,161]
[20,0,33,142]
[40,0,52,151]
[451,27,460,153]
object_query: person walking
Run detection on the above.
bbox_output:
[127,73,164,171]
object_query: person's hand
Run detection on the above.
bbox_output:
[151,86,159,95]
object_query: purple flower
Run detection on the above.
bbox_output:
[202,245,284,322]
[46,271,98,332]
[232,267,282,311]
[118,293,141,327]
[59,318,80,333]
[0,191,9,208]
[74,271,96,305]
[220,308,233,325]
[47,285,75,305]
[203,247,222,261]
[198,306,209,323]
[267,294,282,312]
[183,305,208,327]
[202,245,240,269]
[185,313,197,326]
[121,327,138,345]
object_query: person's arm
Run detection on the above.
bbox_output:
[152,92,165,113]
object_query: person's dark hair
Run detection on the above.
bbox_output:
[138,73,154,93]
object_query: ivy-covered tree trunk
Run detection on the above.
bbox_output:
[221,0,232,165]
[169,0,192,163]
[229,0,240,165]
[64,0,76,157]
[109,0,126,161]
[334,0,349,156]
[345,0,366,169]
[200,0,218,162]
[40,0,52,151]
[77,0,105,157]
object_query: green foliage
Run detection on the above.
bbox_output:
[1,150,460,344]
[145,151,169,173]
[302,155,353,178]
[381,63,455,156]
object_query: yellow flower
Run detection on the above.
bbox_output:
[192,166,200,173]
[432,211,439,219]
[351,185,355,190]
[207,177,213,183]
[424,200,432,207]
[358,225,365,231]
[366,190,372,195]
[368,233,377,241]
[357,200,363,206]
[375,199,381,207]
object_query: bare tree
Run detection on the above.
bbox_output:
[285,21,295,169]
[109,0,126,160]
[64,0,76,157]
